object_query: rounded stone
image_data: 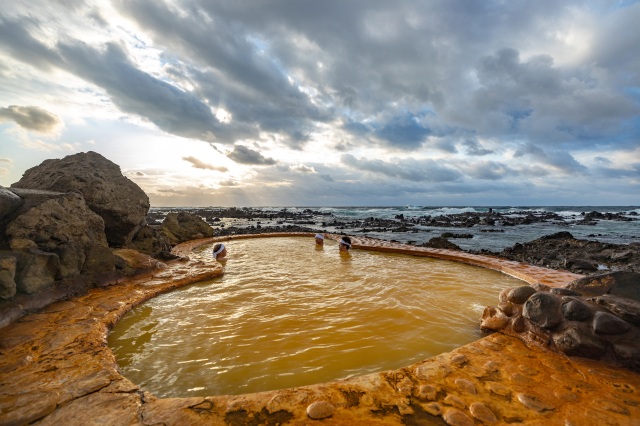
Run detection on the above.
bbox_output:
[508,286,537,304]
[523,292,562,329]
[306,401,335,419]
[562,299,594,321]
[470,401,498,424]
[455,378,477,395]
[516,393,555,412]
[593,311,631,335]
[443,408,474,426]
[511,315,527,332]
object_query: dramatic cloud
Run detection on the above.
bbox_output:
[0,0,638,205]
[182,156,228,172]
[227,145,277,165]
[0,106,61,133]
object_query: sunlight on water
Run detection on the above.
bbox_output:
[108,236,523,397]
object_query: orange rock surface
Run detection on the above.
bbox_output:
[1,233,639,425]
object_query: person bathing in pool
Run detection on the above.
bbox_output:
[339,236,352,253]
[315,233,324,246]
[212,243,227,261]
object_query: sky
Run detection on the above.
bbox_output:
[1,0,639,207]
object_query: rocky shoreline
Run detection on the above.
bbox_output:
[146,207,640,275]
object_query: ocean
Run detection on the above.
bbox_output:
[156,206,640,253]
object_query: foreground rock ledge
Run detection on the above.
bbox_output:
[2,233,640,426]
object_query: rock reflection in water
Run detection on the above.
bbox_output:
[108,236,523,397]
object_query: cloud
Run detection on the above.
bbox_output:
[341,154,461,183]
[289,164,316,173]
[0,105,61,133]
[182,156,228,172]
[227,145,277,165]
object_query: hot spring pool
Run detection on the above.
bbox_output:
[108,236,524,397]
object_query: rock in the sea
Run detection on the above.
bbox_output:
[6,192,114,288]
[11,151,149,246]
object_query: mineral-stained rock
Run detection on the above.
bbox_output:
[11,151,149,246]
[592,311,631,335]
[306,401,335,419]
[523,292,562,329]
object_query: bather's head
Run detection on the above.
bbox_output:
[339,236,352,252]
[315,233,324,245]
[212,243,227,260]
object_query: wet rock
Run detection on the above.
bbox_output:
[516,393,555,412]
[12,151,149,246]
[523,292,562,329]
[592,311,631,335]
[508,286,537,304]
[481,306,510,331]
[590,294,640,327]
[469,401,498,424]
[553,327,608,359]
[442,408,474,426]
[306,401,335,419]
[561,299,594,321]
[567,271,640,301]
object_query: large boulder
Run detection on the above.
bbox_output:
[161,211,214,244]
[6,192,114,292]
[11,151,149,246]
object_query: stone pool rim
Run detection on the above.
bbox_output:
[2,232,640,425]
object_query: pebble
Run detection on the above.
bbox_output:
[442,408,474,426]
[443,394,466,409]
[516,393,555,412]
[455,378,477,395]
[306,401,335,419]
[470,401,498,424]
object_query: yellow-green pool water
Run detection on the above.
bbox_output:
[108,236,523,397]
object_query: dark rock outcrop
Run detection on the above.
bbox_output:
[161,211,215,244]
[11,151,149,246]
[5,191,115,293]
[482,275,640,372]
[499,232,640,273]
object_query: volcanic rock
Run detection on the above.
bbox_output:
[161,211,215,244]
[5,192,114,292]
[11,151,149,246]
